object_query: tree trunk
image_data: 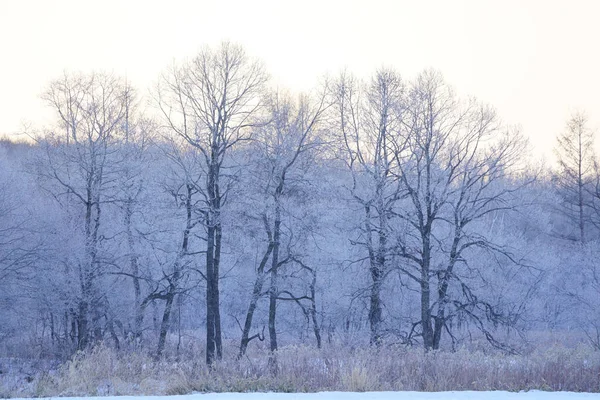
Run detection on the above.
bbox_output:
[156,184,191,358]
[421,280,433,351]
[238,239,274,358]
[369,265,383,345]
[206,160,223,365]
[365,203,385,346]
[79,185,101,349]
[206,222,217,365]
[214,222,223,359]
[76,298,89,350]
[156,293,174,358]
[125,199,143,341]
[432,296,446,349]
[432,233,460,350]
[268,201,281,375]
[421,233,433,351]
[269,203,281,354]
[309,269,322,349]
[578,169,585,243]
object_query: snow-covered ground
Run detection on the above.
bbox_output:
[11,392,600,400]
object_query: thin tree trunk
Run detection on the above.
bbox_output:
[125,199,143,341]
[155,184,192,358]
[269,204,281,353]
[50,313,55,346]
[77,274,94,350]
[76,299,89,350]
[579,174,585,243]
[238,238,274,358]
[156,293,174,358]
[365,204,384,345]
[268,201,281,375]
[108,318,120,350]
[421,233,433,351]
[309,269,322,349]
[432,231,461,349]
[578,127,586,243]
[205,222,216,365]
[214,222,223,359]
[177,294,182,358]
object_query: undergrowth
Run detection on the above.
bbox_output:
[1,342,599,397]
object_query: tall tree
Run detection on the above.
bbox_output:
[554,111,595,242]
[112,87,156,344]
[394,70,529,350]
[332,69,405,345]
[38,71,131,350]
[237,89,329,362]
[157,42,267,364]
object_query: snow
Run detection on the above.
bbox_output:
[10,392,600,400]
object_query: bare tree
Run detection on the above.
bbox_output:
[237,89,329,362]
[554,111,595,242]
[156,42,267,364]
[110,88,158,344]
[332,69,405,345]
[394,70,530,350]
[37,71,130,350]
[152,141,205,358]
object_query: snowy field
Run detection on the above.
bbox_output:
[11,392,600,400]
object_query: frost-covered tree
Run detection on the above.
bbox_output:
[237,88,329,361]
[394,70,531,350]
[36,71,132,350]
[554,111,595,242]
[331,69,406,345]
[156,42,268,364]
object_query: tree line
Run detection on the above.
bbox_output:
[1,42,599,365]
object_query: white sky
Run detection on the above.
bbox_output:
[1,0,599,160]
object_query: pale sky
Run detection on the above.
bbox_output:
[1,0,599,160]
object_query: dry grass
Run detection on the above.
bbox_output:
[2,342,600,397]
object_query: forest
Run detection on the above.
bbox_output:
[1,42,600,395]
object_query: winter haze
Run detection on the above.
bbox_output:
[1,0,600,398]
